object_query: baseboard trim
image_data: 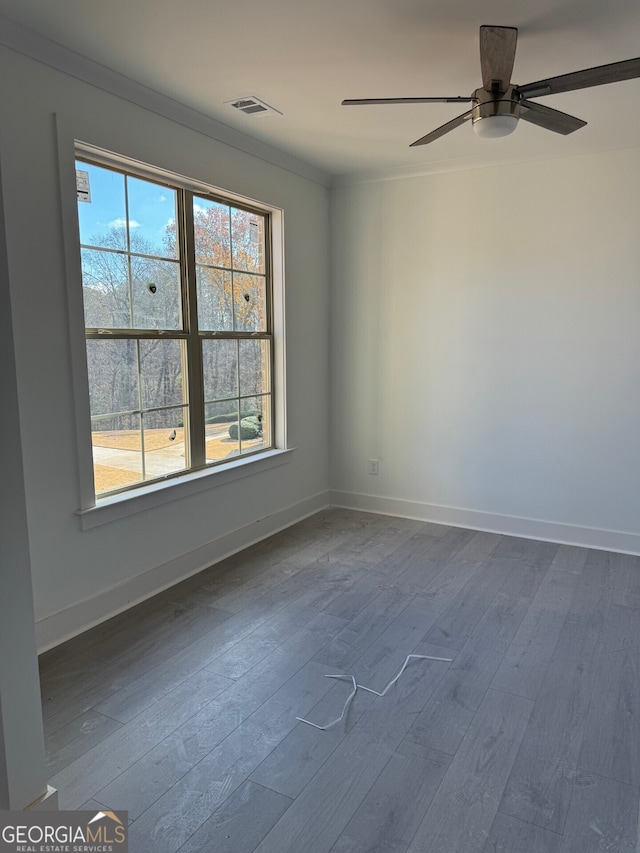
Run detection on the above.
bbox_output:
[26,785,59,812]
[330,490,640,556]
[36,491,331,652]
[37,487,639,651]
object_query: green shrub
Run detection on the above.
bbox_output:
[240,409,261,420]
[206,411,237,424]
[206,408,261,425]
[228,415,262,441]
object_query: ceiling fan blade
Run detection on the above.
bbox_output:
[519,99,587,134]
[410,110,473,146]
[517,56,640,98]
[342,97,472,105]
[480,25,518,93]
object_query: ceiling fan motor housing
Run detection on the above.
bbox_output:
[471,86,520,137]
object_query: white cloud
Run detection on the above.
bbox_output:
[109,218,141,229]
[159,194,168,203]
[193,204,206,215]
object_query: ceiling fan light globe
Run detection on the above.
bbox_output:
[472,114,519,138]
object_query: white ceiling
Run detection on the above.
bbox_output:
[1,0,639,178]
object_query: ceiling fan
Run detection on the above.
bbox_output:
[342,26,640,145]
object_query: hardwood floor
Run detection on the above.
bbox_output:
[38,509,640,852]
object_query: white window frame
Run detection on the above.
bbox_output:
[58,134,290,529]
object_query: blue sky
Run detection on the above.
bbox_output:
[76,160,177,255]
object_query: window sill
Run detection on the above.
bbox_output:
[77,447,296,530]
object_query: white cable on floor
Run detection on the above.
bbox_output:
[296,653,452,731]
[357,653,453,697]
[296,675,358,731]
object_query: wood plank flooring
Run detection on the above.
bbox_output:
[38,509,640,852]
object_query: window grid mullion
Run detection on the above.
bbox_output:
[79,243,178,265]
[265,215,275,447]
[198,331,272,340]
[85,330,189,339]
[136,341,147,482]
[91,402,187,420]
[235,339,242,454]
[181,190,206,470]
[123,177,136,330]
[228,207,237,333]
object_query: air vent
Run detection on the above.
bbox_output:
[226,96,282,118]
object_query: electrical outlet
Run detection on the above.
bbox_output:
[368,458,379,475]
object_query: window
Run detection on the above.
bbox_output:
[75,151,274,499]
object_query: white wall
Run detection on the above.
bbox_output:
[331,149,640,552]
[2,39,639,656]
[0,45,331,648]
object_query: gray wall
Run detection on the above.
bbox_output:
[1,152,48,810]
